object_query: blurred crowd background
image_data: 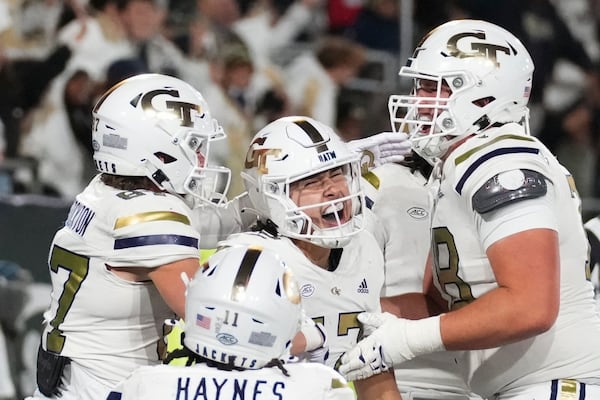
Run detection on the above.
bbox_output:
[1,0,600,203]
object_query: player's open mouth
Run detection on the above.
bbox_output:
[321,202,347,226]
[418,115,432,134]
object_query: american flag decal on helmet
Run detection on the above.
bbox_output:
[196,313,211,329]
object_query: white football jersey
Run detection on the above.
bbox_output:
[219,229,384,370]
[107,362,356,399]
[40,175,200,390]
[363,164,477,399]
[362,163,431,295]
[432,123,600,398]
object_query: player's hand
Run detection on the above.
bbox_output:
[339,312,444,381]
[347,132,411,172]
[338,312,396,381]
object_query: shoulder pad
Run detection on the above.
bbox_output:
[472,169,547,214]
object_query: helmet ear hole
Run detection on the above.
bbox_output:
[154,152,177,164]
[472,96,495,107]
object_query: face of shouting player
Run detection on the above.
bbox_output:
[414,78,452,135]
[289,166,352,232]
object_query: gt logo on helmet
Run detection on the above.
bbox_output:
[141,89,205,128]
[244,137,281,174]
[446,31,511,67]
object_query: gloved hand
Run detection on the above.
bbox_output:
[347,132,412,173]
[339,312,444,381]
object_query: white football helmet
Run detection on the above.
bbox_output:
[241,116,364,248]
[184,245,302,369]
[92,73,231,206]
[389,19,535,163]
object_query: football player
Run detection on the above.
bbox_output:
[107,245,356,399]
[27,74,231,400]
[340,19,600,399]
[218,116,401,400]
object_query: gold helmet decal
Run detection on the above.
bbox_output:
[446,31,513,67]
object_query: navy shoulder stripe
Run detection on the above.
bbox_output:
[455,147,539,194]
[114,234,198,250]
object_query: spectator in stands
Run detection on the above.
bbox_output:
[171,14,222,92]
[284,35,365,128]
[197,0,241,29]
[326,0,363,35]
[0,29,72,159]
[232,0,323,118]
[19,0,193,199]
[537,95,600,197]
[0,0,78,58]
[232,0,323,70]
[19,69,97,197]
[202,44,256,197]
[344,0,400,53]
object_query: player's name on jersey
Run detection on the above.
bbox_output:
[174,375,286,399]
[65,200,95,236]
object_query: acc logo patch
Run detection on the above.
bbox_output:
[216,333,238,345]
[300,283,315,298]
[407,207,428,219]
